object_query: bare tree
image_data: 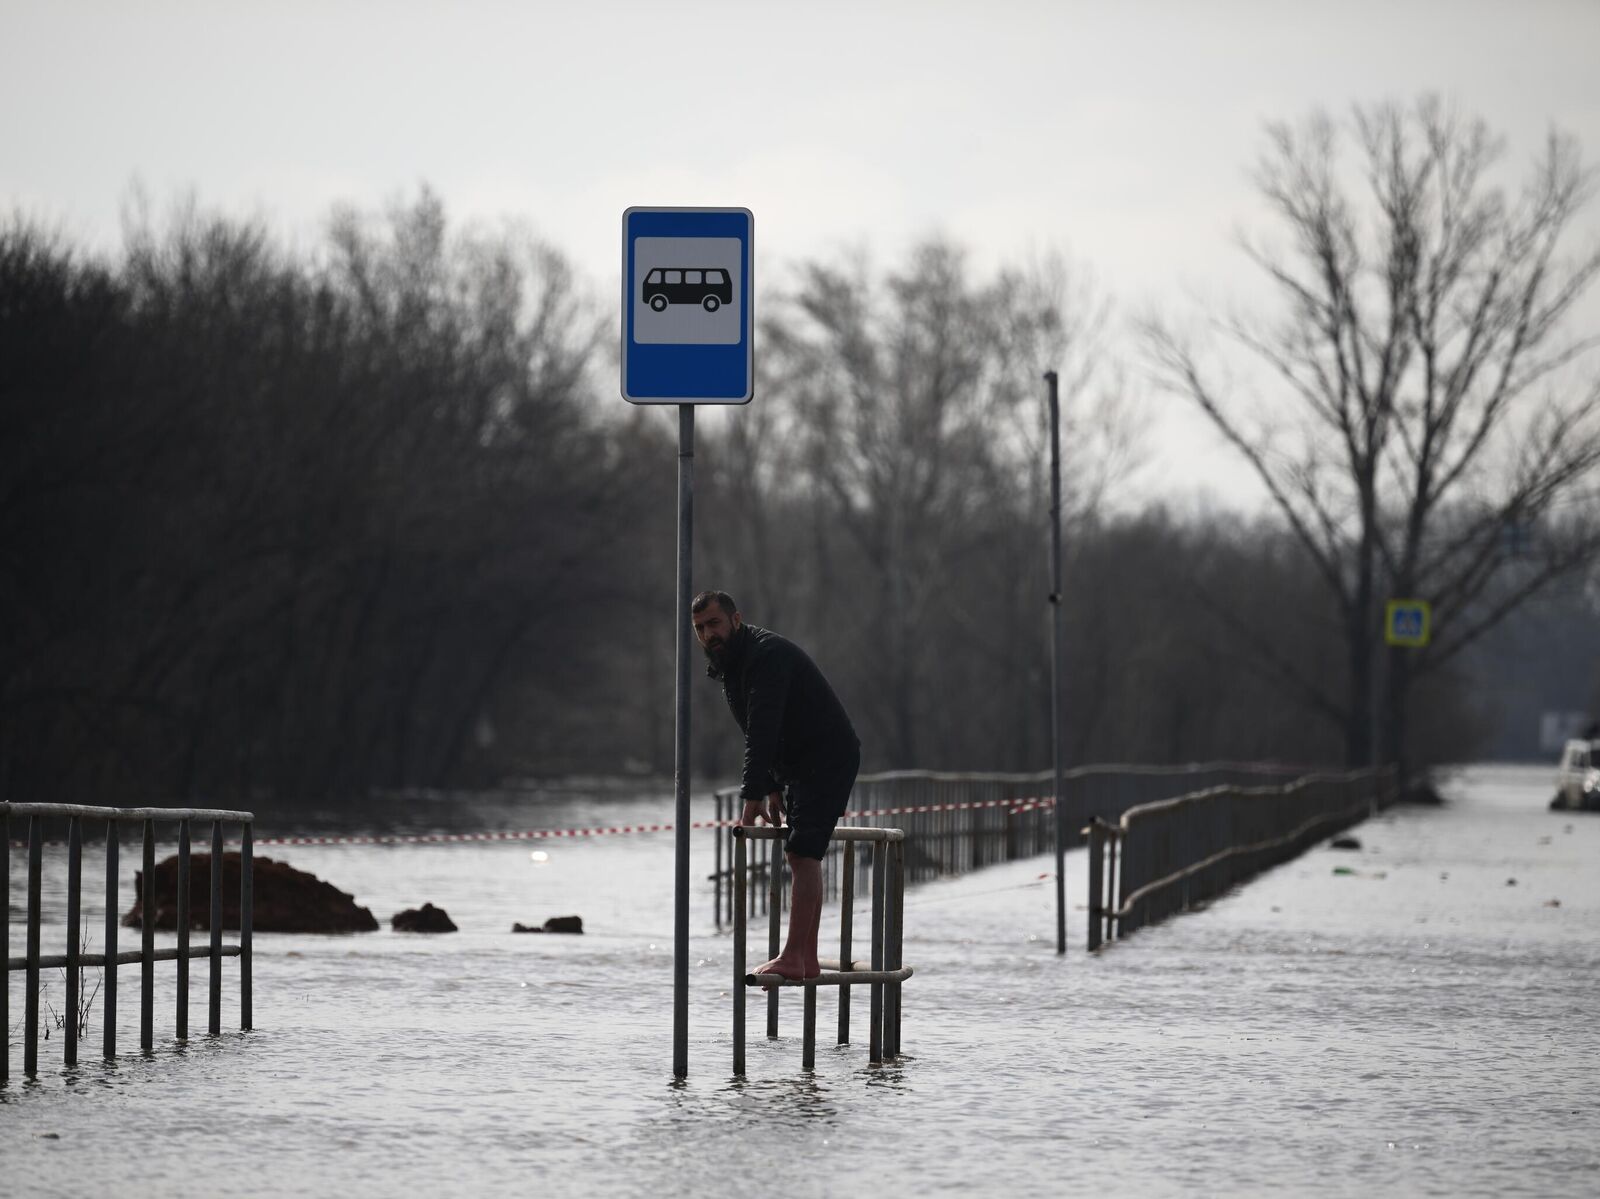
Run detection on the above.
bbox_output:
[1143,96,1600,769]
[761,240,1124,767]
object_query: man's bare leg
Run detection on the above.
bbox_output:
[754,854,823,986]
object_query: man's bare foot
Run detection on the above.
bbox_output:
[753,953,821,989]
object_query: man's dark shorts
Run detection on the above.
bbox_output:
[783,746,861,860]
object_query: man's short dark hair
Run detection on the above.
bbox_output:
[692,590,738,617]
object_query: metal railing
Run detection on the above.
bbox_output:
[710,762,1311,927]
[3,802,255,1083]
[732,825,909,1073]
[1086,767,1397,950]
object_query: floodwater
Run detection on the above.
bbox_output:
[4,764,1597,1197]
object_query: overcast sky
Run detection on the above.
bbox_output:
[4,0,1598,508]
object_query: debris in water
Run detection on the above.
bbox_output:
[1544,899,1561,908]
[391,902,457,933]
[1330,835,1362,851]
[1506,878,1518,886]
[1332,866,1357,876]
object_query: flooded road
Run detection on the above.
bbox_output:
[4,764,1596,1196]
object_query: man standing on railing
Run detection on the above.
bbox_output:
[693,590,860,984]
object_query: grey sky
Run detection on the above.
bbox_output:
[4,0,1598,508]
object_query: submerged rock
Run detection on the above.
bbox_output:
[123,853,378,933]
[512,915,584,934]
[391,902,457,933]
[1403,780,1446,805]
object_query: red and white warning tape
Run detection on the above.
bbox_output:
[6,795,1056,850]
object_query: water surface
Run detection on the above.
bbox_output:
[4,765,1597,1196]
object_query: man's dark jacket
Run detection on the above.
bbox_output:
[709,624,859,805]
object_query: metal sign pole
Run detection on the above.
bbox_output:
[1046,370,1066,956]
[672,403,695,1079]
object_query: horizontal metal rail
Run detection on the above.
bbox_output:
[1,802,254,822]
[3,802,254,1085]
[735,825,905,843]
[8,946,244,971]
[743,967,914,987]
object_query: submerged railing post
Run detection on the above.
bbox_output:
[104,821,118,1058]
[887,837,904,1059]
[141,818,155,1054]
[1,811,8,1086]
[209,820,223,1036]
[242,821,253,1031]
[66,815,82,1067]
[1106,826,1120,944]
[177,819,190,1040]
[766,833,780,1040]
[714,792,724,932]
[869,841,885,1065]
[838,839,854,1045]
[1087,820,1105,952]
[25,815,42,1076]
[802,977,817,1071]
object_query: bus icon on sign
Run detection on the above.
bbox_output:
[642,268,732,313]
[1384,599,1431,647]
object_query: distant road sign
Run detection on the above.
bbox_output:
[621,207,753,404]
[1385,599,1431,647]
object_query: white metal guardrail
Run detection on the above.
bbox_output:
[732,825,910,1073]
[2,801,254,1083]
[1085,768,1398,950]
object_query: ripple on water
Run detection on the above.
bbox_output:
[5,768,1600,1196]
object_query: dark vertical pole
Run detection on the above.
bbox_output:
[176,820,190,1040]
[104,821,118,1058]
[1107,828,1120,943]
[766,835,780,1039]
[66,816,82,1067]
[1046,369,1066,956]
[672,402,694,1080]
[24,815,42,1076]
[732,830,746,1075]
[241,822,252,1031]
[209,821,222,1035]
[887,838,904,1058]
[868,840,885,1064]
[1,812,8,1085]
[802,984,816,1071]
[714,792,723,931]
[838,839,854,1044]
[141,818,154,1053]
[1087,820,1104,952]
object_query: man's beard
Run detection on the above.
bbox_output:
[702,624,740,672]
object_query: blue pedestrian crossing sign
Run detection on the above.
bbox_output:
[621,207,753,404]
[1384,599,1431,647]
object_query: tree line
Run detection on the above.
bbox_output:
[3,97,1596,808]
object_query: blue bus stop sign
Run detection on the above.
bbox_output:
[621,207,753,404]
[1384,599,1431,647]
